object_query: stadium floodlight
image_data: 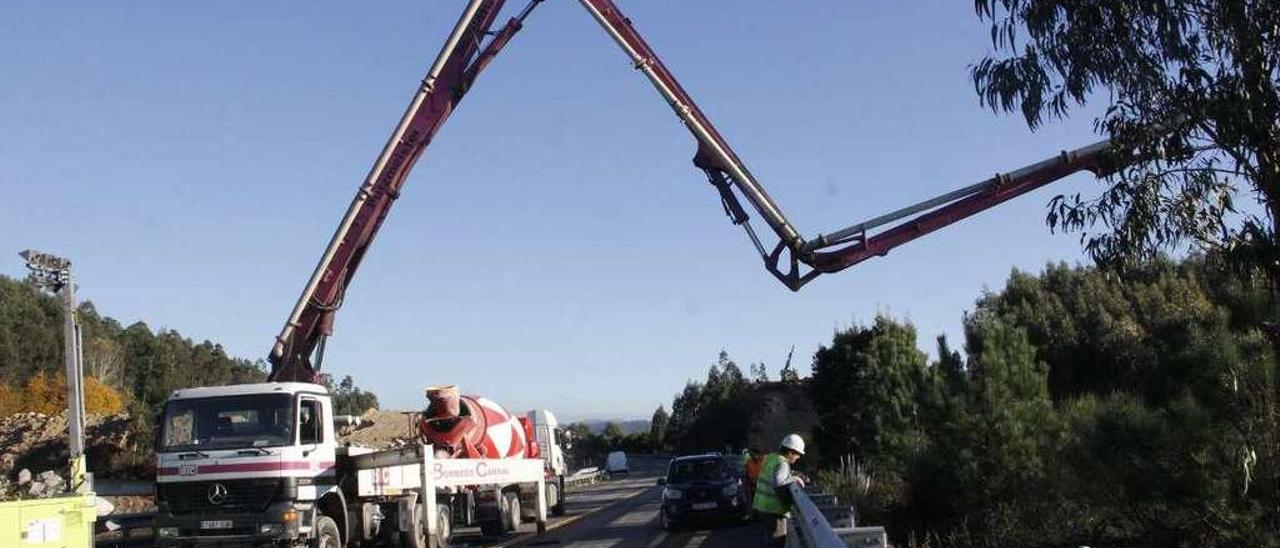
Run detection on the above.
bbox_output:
[18,248,88,491]
[20,249,72,292]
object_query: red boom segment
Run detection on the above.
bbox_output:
[268,0,543,382]
[575,0,1131,290]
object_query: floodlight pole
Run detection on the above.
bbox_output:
[19,249,89,494]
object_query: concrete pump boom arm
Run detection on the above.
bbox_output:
[575,0,1127,290]
[268,0,545,382]
[270,0,1134,383]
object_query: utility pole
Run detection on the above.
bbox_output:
[20,249,90,494]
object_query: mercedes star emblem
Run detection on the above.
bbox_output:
[207,482,229,505]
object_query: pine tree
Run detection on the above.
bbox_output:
[649,406,669,451]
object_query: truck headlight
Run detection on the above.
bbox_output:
[259,523,284,535]
[662,488,683,500]
[722,483,739,497]
[158,527,179,538]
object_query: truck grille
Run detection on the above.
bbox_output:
[157,478,283,515]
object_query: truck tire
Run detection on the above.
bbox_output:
[503,492,522,532]
[433,503,452,548]
[313,516,341,548]
[400,502,451,548]
[549,480,566,517]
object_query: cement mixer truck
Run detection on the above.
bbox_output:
[153,382,567,547]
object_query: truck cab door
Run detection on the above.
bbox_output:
[297,396,334,461]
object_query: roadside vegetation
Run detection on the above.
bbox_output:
[811,255,1276,546]
[645,255,1275,546]
[0,274,378,474]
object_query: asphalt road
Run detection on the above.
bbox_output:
[454,456,760,548]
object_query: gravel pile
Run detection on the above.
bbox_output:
[340,408,420,448]
[0,412,137,482]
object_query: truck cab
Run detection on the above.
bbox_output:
[527,409,567,516]
[153,382,342,546]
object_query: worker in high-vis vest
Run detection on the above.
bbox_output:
[752,434,806,547]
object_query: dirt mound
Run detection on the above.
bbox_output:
[0,412,146,481]
[340,408,421,448]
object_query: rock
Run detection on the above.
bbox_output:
[17,469,31,485]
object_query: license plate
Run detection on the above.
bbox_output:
[178,464,198,476]
[200,520,233,530]
[691,502,717,511]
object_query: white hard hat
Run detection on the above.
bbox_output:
[780,434,805,455]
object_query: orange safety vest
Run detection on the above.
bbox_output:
[745,455,764,482]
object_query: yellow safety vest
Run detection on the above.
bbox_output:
[752,453,790,515]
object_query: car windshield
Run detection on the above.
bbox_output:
[161,394,294,451]
[668,458,730,483]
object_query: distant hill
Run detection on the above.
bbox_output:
[577,419,650,435]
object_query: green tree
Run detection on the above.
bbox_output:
[973,0,1280,282]
[749,363,769,383]
[323,374,380,416]
[649,405,669,451]
[602,421,625,445]
[666,380,703,449]
[964,313,1053,511]
[810,316,929,471]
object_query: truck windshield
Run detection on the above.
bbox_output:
[161,394,294,451]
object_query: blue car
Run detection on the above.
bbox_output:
[657,453,749,531]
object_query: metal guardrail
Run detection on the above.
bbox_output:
[564,467,605,490]
[786,483,888,548]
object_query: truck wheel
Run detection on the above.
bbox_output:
[313,516,341,548]
[401,503,450,548]
[549,481,566,517]
[503,492,522,532]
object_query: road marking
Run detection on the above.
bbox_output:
[493,483,658,548]
[686,529,711,547]
[643,531,668,548]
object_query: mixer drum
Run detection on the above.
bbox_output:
[418,391,528,459]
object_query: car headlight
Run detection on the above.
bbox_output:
[662,487,683,500]
[157,527,179,538]
[259,523,284,535]
[722,483,739,496]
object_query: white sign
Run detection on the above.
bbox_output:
[431,459,544,487]
[357,454,545,496]
[24,518,61,544]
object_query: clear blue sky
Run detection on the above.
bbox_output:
[2,1,1107,421]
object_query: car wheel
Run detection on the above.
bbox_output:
[659,508,678,532]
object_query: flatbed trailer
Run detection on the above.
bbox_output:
[349,444,548,545]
